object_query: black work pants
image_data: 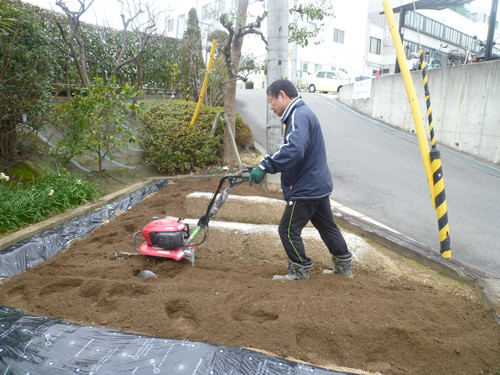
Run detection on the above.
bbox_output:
[278,196,349,266]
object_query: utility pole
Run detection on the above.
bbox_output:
[290,0,298,86]
[266,0,289,190]
[485,0,498,61]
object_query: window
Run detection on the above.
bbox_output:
[203,1,225,20]
[370,37,381,54]
[334,28,344,44]
[214,0,224,13]
[403,10,482,51]
[302,62,308,72]
[176,14,185,39]
[317,71,326,78]
[405,41,419,57]
[167,19,174,33]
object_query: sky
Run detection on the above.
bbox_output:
[22,0,497,30]
[22,0,180,30]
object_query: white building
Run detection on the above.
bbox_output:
[164,0,499,86]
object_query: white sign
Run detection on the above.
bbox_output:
[352,79,372,99]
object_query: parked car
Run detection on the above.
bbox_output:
[308,70,350,93]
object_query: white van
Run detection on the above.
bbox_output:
[308,70,350,93]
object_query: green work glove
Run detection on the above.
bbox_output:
[250,165,266,184]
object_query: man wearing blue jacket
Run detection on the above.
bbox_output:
[250,79,353,280]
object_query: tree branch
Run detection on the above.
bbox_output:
[111,1,158,77]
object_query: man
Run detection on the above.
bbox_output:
[250,78,353,280]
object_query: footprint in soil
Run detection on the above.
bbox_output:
[124,223,138,232]
[164,298,199,329]
[39,278,84,297]
[230,309,279,324]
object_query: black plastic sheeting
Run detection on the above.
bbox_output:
[0,306,354,375]
[0,179,355,375]
[0,179,169,278]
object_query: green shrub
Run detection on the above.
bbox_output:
[0,171,101,234]
[140,100,224,174]
[54,77,140,173]
[245,81,254,89]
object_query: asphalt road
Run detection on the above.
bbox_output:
[236,89,500,279]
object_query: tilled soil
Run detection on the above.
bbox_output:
[0,176,499,375]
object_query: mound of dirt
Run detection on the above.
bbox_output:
[0,176,499,375]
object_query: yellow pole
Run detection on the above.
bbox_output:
[184,85,190,120]
[382,0,434,202]
[190,39,217,128]
[382,0,451,258]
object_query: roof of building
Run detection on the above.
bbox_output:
[392,0,472,12]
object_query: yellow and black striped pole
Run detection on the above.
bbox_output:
[184,85,190,121]
[419,51,451,258]
[383,0,451,259]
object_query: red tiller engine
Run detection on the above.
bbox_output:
[133,217,194,263]
[132,167,254,267]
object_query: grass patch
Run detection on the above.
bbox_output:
[0,170,101,234]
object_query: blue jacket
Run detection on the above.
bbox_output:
[260,97,333,201]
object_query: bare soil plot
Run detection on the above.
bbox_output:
[0,176,499,375]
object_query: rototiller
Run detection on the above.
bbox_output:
[133,167,255,266]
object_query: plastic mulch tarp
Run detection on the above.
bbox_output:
[0,179,353,375]
[0,179,169,278]
[0,305,353,375]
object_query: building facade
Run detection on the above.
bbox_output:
[164,0,499,86]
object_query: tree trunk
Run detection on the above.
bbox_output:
[0,126,17,161]
[69,41,91,87]
[55,1,92,87]
[222,0,248,166]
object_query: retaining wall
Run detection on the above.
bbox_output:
[339,60,500,164]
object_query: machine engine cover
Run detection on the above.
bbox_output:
[142,218,188,249]
[149,231,183,249]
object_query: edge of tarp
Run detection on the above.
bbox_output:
[0,179,169,278]
[0,305,355,374]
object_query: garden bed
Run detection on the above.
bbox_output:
[0,176,499,374]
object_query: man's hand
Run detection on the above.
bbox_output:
[250,165,266,184]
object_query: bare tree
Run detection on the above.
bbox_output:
[54,0,159,87]
[219,0,265,165]
[110,0,159,78]
[55,0,95,87]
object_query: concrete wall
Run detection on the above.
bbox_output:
[339,60,500,164]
